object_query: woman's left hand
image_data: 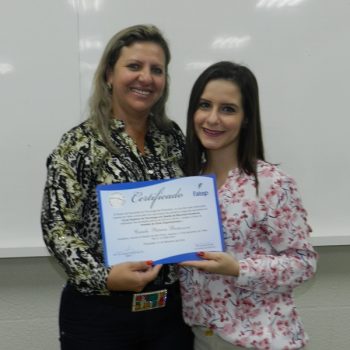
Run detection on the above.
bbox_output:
[180,251,240,276]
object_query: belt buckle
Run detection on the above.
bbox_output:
[132,289,167,312]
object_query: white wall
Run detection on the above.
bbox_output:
[0,0,81,256]
[1,246,350,350]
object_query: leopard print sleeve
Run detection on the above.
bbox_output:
[41,125,111,295]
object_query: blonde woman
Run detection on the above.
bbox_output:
[41,25,193,350]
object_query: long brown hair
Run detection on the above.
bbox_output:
[185,61,265,187]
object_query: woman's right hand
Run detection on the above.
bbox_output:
[106,261,162,292]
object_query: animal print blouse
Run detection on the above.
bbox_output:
[41,117,185,295]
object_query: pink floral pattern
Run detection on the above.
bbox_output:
[180,161,317,349]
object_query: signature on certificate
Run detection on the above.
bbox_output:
[194,242,216,250]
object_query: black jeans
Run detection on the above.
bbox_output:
[59,282,193,350]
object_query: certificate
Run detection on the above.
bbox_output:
[97,176,224,266]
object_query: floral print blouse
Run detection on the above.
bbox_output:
[41,118,185,295]
[180,161,317,350]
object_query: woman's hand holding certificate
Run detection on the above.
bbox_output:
[106,261,163,292]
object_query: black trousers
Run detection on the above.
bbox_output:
[59,282,193,350]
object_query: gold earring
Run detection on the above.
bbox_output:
[107,83,112,92]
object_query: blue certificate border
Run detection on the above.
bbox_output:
[97,175,225,266]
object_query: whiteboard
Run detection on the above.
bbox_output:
[0,0,81,257]
[1,0,350,257]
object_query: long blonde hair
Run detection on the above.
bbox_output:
[88,24,172,153]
